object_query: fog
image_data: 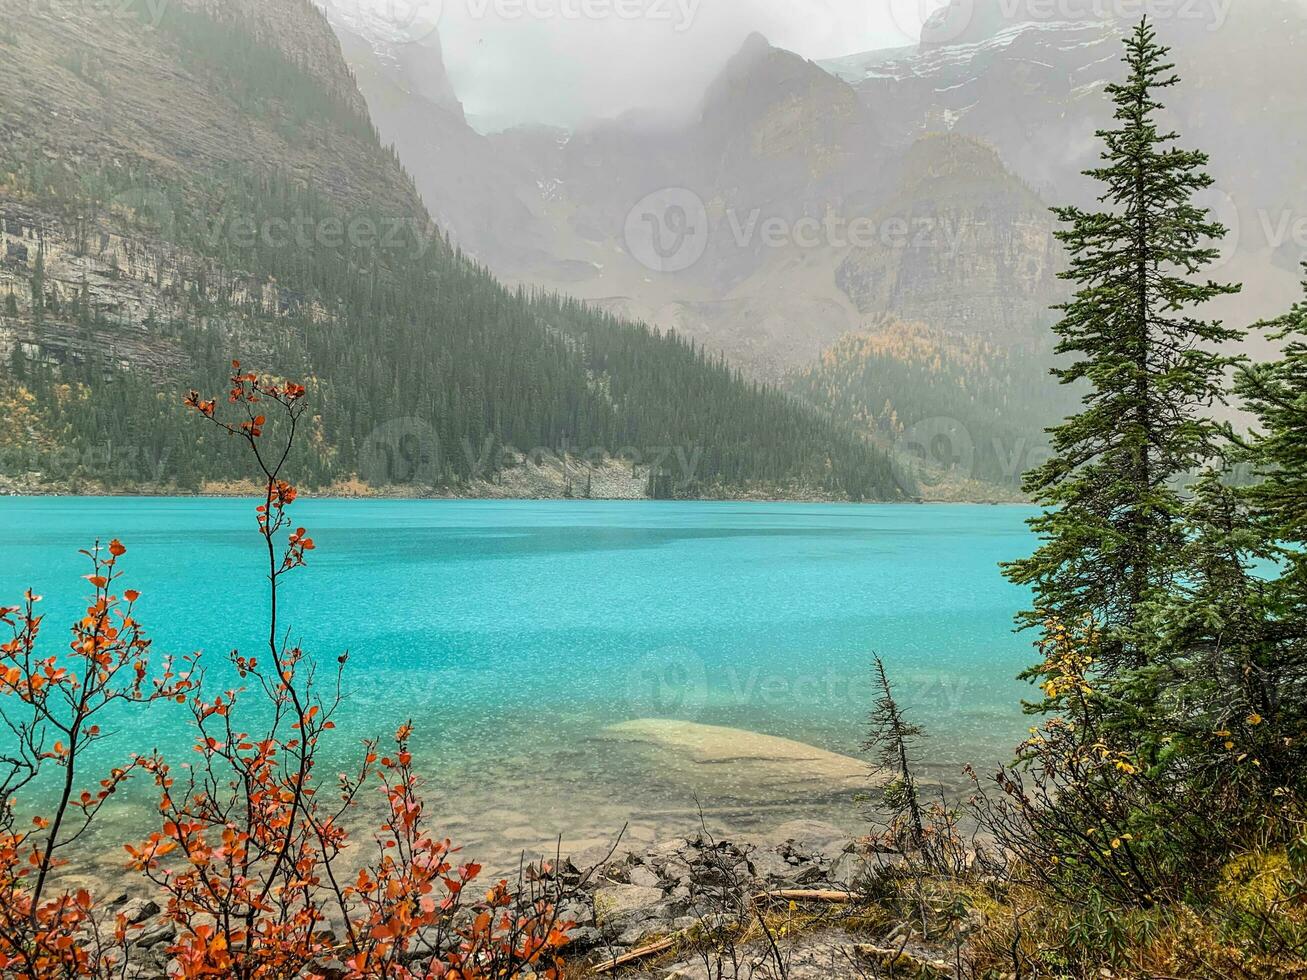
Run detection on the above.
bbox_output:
[325,0,1306,133]
[323,0,943,132]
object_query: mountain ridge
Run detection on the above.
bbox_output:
[329,24,1070,379]
[325,1,1307,460]
[0,0,906,501]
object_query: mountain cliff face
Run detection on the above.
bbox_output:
[822,0,1307,335]
[323,17,549,274]
[0,0,903,500]
[471,34,1060,381]
[698,32,865,185]
[825,0,1307,221]
[0,0,415,387]
[332,0,1307,387]
[833,135,1060,343]
[0,0,415,213]
[332,23,1067,380]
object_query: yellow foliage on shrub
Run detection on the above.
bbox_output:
[1218,849,1294,917]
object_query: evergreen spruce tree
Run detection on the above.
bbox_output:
[1240,270,1307,595]
[1006,19,1242,690]
[1135,266,1307,835]
[1140,468,1281,790]
[863,657,926,852]
[1231,269,1307,795]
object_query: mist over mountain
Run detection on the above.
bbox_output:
[325,0,1307,393]
[317,0,922,132]
[5,0,1297,497]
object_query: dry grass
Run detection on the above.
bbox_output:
[568,850,1306,978]
[959,848,1307,979]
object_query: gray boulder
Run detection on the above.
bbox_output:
[593,883,665,930]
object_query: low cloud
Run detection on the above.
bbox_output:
[434,0,928,131]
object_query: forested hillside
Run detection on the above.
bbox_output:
[0,1,902,500]
[789,321,1073,495]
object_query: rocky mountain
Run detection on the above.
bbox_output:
[0,0,418,386]
[831,135,1059,345]
[328,0,1307,388]
[485,31,1066,381]
[0,0,904,500]
[477,31,1065,380]
[322,10,547,273]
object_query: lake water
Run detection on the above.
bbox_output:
[0,498,1038,872]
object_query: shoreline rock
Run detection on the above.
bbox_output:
[94,819,932,979]
[554,820,893,962]
[602,720,886,800]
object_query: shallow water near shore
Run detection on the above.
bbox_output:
[0,498,1037,874]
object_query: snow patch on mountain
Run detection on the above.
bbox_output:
[818,19,1114,85]
[312,0,441,64]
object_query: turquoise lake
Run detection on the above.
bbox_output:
[0,498,1038,871]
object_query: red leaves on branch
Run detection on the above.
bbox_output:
[0,362,573,978]
[0,542,192,977]
[187,366,314,575]
[183,391,216,418]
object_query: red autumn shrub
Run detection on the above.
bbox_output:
[0,543,192,977]
[0,362,574,979]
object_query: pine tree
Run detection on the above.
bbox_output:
[1231,268,1307,794]
[863,657,926,851]
[1240,269,1307,595]
[1005,19,1242,682]
[1140,469,1282,781]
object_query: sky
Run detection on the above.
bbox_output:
[324,0,948,132]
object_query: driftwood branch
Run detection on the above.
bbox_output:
[754,889,855,903]
[589,885,858,972]
[591,935,680,973]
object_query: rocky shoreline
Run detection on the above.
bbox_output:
[0,473,1023,505]
[107,819,970,979]
[559,820,885,951]
[0,469,866,503]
